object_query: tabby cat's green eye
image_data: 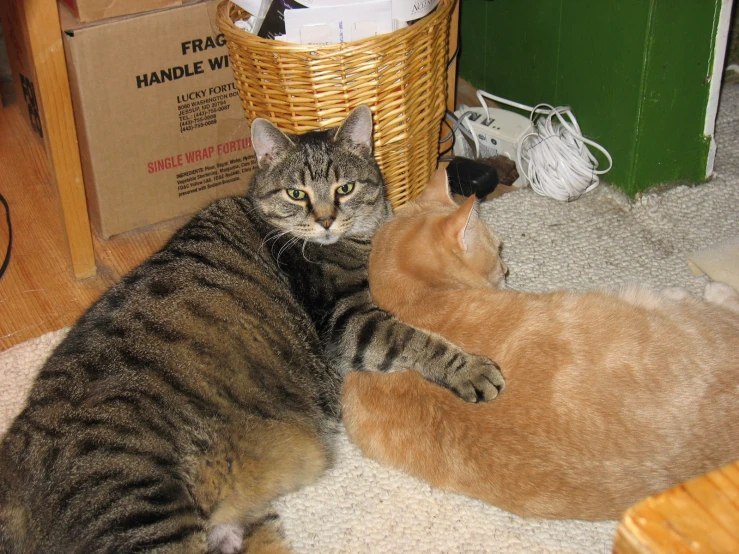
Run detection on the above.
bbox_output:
[336,183,355,196]
[287,189,306,200]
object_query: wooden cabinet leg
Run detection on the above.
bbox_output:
[447,0,459,113]
[438,0,459,162]
[24,0,96,279]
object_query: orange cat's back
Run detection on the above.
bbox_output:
[342,170,739,521]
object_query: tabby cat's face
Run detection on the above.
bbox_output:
[249,107,386,245]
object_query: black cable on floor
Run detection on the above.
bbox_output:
[0,192,11,280]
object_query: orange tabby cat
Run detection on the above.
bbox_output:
[341,169,739,521]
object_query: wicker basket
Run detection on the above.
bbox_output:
[216,0,454,208]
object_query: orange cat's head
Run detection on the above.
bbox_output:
[370,168,507,298]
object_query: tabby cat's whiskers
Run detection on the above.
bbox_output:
[276,236,302,265]
[260,228,288,252]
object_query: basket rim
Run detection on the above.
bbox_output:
[216,0,455,53]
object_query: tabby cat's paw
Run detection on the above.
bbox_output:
[208,523,243,554]
[446,354,505,403]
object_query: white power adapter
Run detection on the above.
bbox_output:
[449,90,613,201]
[451,106,532,188]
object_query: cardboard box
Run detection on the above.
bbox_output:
[60,0,183,23]
[0,1,45,141]
[61,0,256,238]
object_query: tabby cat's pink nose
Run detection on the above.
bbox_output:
[317,216,335,229]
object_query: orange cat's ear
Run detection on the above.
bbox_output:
[443,195,479,252]
[415,167,456,207]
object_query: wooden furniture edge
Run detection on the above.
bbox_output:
[26,0,96,279]
[613,459,739,553]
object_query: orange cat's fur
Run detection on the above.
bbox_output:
[341,169,739,521]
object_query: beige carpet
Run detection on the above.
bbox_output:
[2,83,739,552]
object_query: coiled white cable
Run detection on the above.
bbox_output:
[476,90,613,201]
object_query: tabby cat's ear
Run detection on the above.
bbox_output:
[416,167,456,207]
[444,195,479,253]
[251,119,294,168]
[334,105,374,157]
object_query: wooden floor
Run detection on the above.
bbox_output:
[0,103,187,351]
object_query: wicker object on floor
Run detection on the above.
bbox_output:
[216,0,454,208]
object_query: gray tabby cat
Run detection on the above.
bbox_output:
[0,106,504,554]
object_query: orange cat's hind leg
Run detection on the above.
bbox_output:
[703,281,739,313]
[660,286,692,301]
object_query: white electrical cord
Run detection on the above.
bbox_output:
[476,90,613,201]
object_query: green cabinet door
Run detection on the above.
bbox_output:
[459,0,733,196]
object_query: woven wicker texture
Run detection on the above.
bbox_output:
[216,0,454,208]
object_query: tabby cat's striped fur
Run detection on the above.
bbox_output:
[0,107,503,554]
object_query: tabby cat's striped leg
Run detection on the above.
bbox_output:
[198,420,329,554]
[241,514,292,554]
[327,291,505,402]
[208,514,290,554]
